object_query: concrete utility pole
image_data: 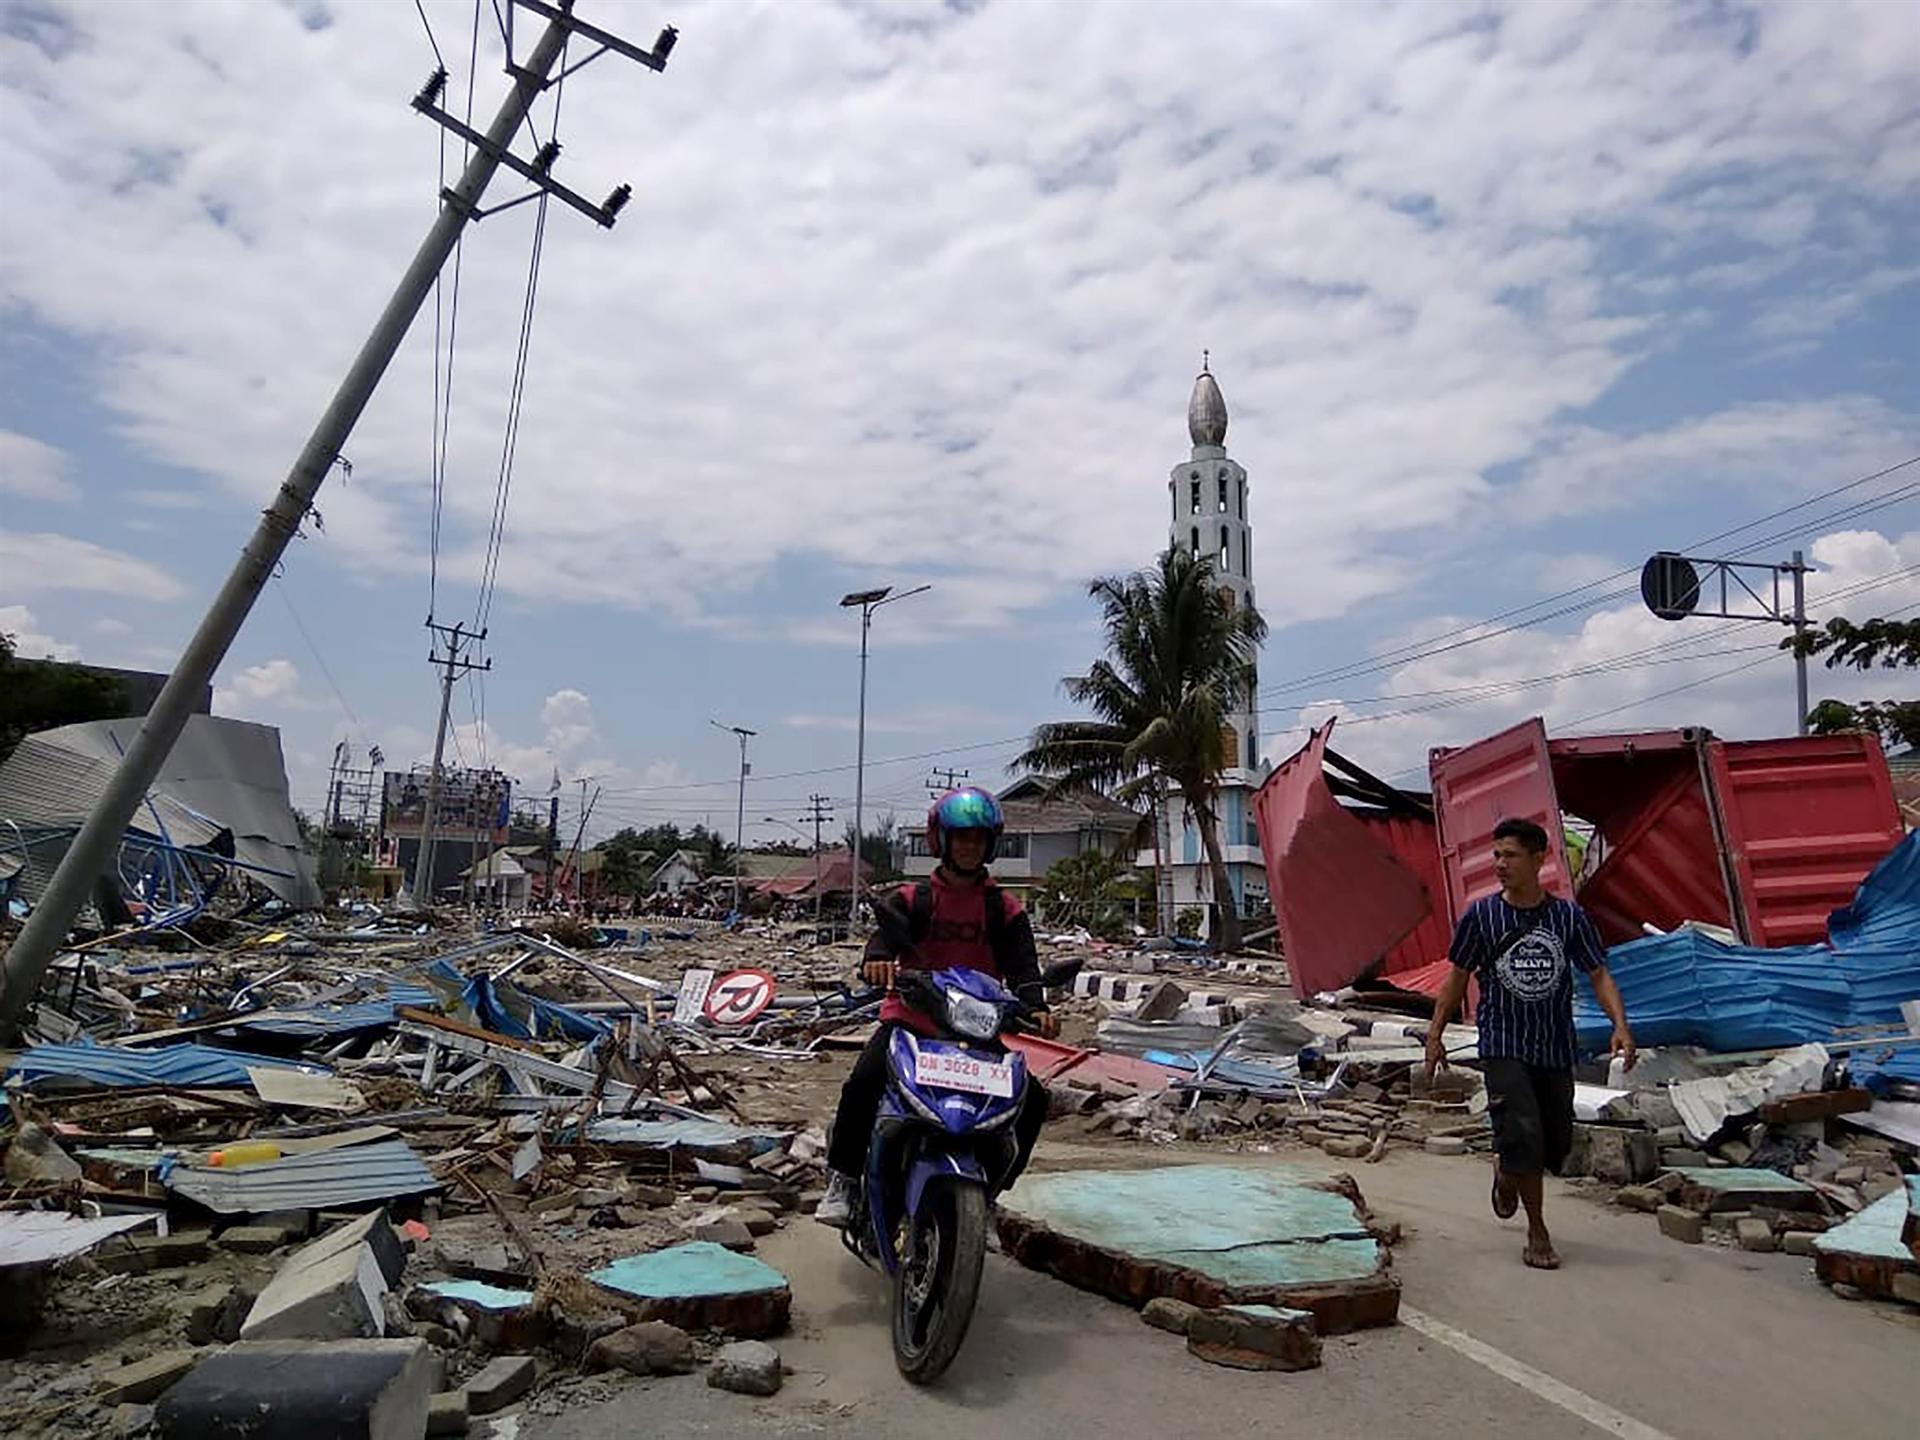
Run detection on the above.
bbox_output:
[928,766,969,798]
[711,719,755,918]
[805,793,834,925]
[838,584,931,930]
[0,3,677,1034]
[411,619,488,907]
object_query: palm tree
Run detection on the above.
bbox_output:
[1016,546,1266,951]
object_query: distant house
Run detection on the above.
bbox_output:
[462,848,531,909]
[650,849,705,894]
[901,778,1143,894]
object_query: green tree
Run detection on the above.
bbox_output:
[1789,617,1920,748]
[593,826,656,898]
[0,634,130,765]
[844,810,902,883]
[1034,848,1146,941]
[1016,547,1266,951]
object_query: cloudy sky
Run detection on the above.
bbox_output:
[2,0,1918,840]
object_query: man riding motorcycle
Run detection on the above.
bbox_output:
[816,786,1057,1227]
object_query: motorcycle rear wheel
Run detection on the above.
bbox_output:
[891,1179,987,1384]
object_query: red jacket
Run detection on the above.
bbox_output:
[866,868,1041,1035]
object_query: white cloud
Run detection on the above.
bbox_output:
[0,431,77,502]
[0,604,82,660]
[214,657,306,715]
[0,529,185,601]
[2,1,1915,644]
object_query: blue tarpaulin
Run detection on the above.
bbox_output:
[1575,831,1920,1079]
[8,1040,327,1090]
[422,960,608,1042]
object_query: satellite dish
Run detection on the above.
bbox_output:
[1641,552,1700,621]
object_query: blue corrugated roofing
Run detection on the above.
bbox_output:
[7,1040,327,1090]
[1575,831,1920,1066]
[164,1137,437,1213]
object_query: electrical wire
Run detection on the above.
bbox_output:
[271,576,363,733]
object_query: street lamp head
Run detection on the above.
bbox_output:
[841,587,891,608]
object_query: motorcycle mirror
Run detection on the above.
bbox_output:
[1039,957,1085,990]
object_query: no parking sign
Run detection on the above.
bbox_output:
[703,968,777,1026]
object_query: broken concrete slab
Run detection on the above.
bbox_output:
[413,1280,543,1353]
[1186,1304,1321,1372]
[5,1123,83,1186]
[1665,1167,1822,1214]
[1140,1297,1201,1335]
[299,1212,408,1288]
[184,1281,257,1345]
[584,1320,695,1376]
[434,1240,529,1289]
[690,1217,756,1251]
[1657,1206,1705,1244]
[1573,1126,1658,1185]
[707,1340,783,1396]
[242,1240,387,1341]
[994,1165,1398,1333]
[1736,1218,1777,1253]
[98,1350,200,1405]
[1814,1178,1920,1299]
[462,1354,535,1415]
[1782,1232,1819,1257]
[590,1242,791,1338]
[1615,1185,1664,1214]
[426,1391,468,1437]
[221,1223,299,1254]
[155,1338,433,1440]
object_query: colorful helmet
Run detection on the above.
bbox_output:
[927,787,1003,865]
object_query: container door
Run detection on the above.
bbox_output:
[1429,717,1570,926]
[1708,734,1906,947]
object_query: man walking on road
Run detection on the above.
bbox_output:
[1425,817,1636,1270]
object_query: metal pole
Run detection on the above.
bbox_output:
[0,17,577,1031]
[414,655,458,905]
[851,605,872,927]
[1791,549,1809,736]
[812,800,824,927]
[732,729,748,918]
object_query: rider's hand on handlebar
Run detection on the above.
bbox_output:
[862,959,898,989]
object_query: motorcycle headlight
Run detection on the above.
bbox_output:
[944,990,1003,1042]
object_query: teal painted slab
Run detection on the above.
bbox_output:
[1662,1167,1814,1193]
[590,1241,789,1300]
[422,1279,535,1310]
[1814,1177,1920,1263]
[997,1165,1383,1289]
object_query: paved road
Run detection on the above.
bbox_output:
[525,1144,1918,1440]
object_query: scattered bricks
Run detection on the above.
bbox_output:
[4,1121,82,1186]
[435,1241,528,1289]
[1615,1186,1665,1214]
[1717,1140,1753,1166]
[1657,1206,1705,1244]
[529,1190,583,1215]
[1584,1128,1659,1185]
[462,1355,536,1415]
[1834,1166,1866,1186]
[1781,1232,1820,1257]
[727,1208,780,1237]
[1134,980,1190,1023]
[798,1190,826,1216]
[1650,1171,1685,1196]
[575,1187,625,1209]
[692,1218,756,1252]
[1862,1174,1905,1204]
[185,1282,256,1345]
[1892,1274,1920,1306]
[1661,1148,1712,1169]
[1186,1305,1322,1372]
[221,1224,298,1254]
[98,1233,212,1277]
[1141,1297,1202,1336]
[242,1241,387,1342]
[155,1338,433,1440]
[1736,1218,1777,1253]
[426,1391,468,1437]
[1759,1088,1872,1125]
[1706,1210,1752,1235]
[623,1184,675,1208]
[707,1340,783,1397]
[1423,1137,1468,1157]
[689,1187,720,1203]
[1322,1136,1373,1159]
[585,1321,695,1377]
[98,1350,201,1405]
[1349,1082,1387,1105]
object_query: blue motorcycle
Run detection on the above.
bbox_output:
[841,962,1072,1383]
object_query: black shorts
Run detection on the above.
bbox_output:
[1481,1058,1575,1176]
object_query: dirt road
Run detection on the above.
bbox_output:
[524,1144,1918,1440]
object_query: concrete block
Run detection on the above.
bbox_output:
[298,1212,408,1288]
[1736,1218,1776,1253]
[1186,1304,1322,1372]
[462,1354,536,1414]
[221,1224,298,1254]
[1781,1232,1819,1257]
[426,1391,468,1436]
[1583,1127,1658,1185]
[184,1281,256,1345]
[1661,1148,1712,1169]
[1650,1171,1685,1196]
[1615,1186,1664,1214]
[1657,1206,1704,1244]
[1321,1136,1373,1159]
[707,1340,783,1396]
[1141,1297,1202,1335]
[98,1234,211,1276]
[4,1122,82,1185]
[691,1218,756,1251]
[1424,1136,1468,1157]
[726,1207,779,1237]
[242,1241,387,1341]
[154,1338,432,1440]
[98,1350,200,1405]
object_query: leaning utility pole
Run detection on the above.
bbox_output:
[0,3,677,1034]
[410,619,489,907]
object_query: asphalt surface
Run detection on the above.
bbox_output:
[523,1143,1919,1440]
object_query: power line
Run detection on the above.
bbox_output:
[412,0,446,70]
[270,576,363,733]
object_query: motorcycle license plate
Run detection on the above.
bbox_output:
[914,1048,1015,1098]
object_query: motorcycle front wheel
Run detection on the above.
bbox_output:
[891,1179,987,1384]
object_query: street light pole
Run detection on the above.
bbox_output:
[838,584,930,929]
[712,719,755,919]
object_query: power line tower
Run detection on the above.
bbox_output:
[927,766,970,797]
[412,620,490,906]
[803,793,835,923]
[0,2,679,1033]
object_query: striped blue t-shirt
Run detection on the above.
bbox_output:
[1448,894,1605,1070]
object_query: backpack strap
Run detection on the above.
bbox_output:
[982,882,1008,952]
[909,880,934,945]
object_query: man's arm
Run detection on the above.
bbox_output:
[992,897,1058,1038]
[1588,965,1636,1072]
[1424,966,1472,1082]
[863,886,914,985]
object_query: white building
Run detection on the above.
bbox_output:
[1141,359,1270,932]
[650,849,705,895]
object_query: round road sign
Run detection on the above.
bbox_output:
[1640,552,1701,621]
[703,968,777,1026]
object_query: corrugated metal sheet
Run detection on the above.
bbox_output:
[165,1138,438,1214]
[1711,734,1904,948]
[1349,810,1453,975]
[1571,758,1732,946]
[0,1211,158,1268]
[583,1118,789,1153]
[1429,718,1571,919]
[8,1040,328,1090]
[1252,723,1439,995]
